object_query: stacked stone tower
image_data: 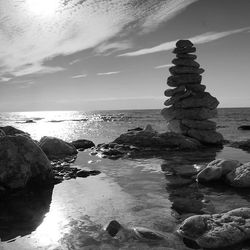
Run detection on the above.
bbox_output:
[161,40,223,145]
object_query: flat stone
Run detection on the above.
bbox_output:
[164,91,191,106]
[177,54,197,60]
[172,58,200,68]
[173,92,219,109]
[185,84,206,92]
[197,159,242,182]
[164,85,186,97]
[177,208,250,248]
[161,107,217,121]
[182,119,216,130]
[167,75,202,87]
[169,66,204,75]
[226,162,250,187]
[173,47,196,54]
[187,129,224,145]
[176,40,194,48]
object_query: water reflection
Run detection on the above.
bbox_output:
[0,187,53,242]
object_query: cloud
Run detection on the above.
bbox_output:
[119,27,250,57]
[71,74,87,79]
[154,64,173,69]
[0,0,196,77]
[96,41,133,54]
[0,77,12,82]
[97,71,120,76]
[13,64,65,77]
[69,59,81,65]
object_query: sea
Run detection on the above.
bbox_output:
[1,108,250,250]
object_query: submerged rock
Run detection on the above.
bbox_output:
[197,159,242,182]
[0,135,53,190]
[71,139,95,150]
[39,136,77,160]
[238,125,250,130]
[177,207,250,248]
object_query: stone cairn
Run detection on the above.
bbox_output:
[161,40,223,145]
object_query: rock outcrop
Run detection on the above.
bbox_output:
[177,207,250,248]
[71,139,95,150]
[39,136,78,160]
[161,40,223,145]
[0,126,29,136]
[0,135,53,190]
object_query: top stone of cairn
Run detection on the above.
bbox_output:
[176,40,194,49]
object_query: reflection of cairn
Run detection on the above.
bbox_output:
[161,40,223,145]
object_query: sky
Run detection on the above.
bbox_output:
[0,0,250,111]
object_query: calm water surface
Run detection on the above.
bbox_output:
[1,109,250,250]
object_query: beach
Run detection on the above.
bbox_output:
[1,108,250,249]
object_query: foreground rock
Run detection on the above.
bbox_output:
[197,159,250,188]
[0,135,53,191]
[161,40,223,145]
[39,136,77,160]
[177,207,250,248]
[0,126,29,136]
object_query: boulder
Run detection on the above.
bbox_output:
[39,136,77,160]
[197,159,242,182]
[0,126,29,136]
[230,140,250,152]
[173,92,219,110]
[187,129,224,145]
[161,107,217,121]
[177,207,250,248]
[0,135,53,190]
[176,40,194,48]
[169,66,204,75]
[226,162,250,187]
[185,84,206,92]
[182,119,216,130]
[172,58,200,68]
[71,139,95,150]
[167,75,202,87]
[164,85,185,97]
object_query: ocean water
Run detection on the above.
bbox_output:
[1,108,250,250]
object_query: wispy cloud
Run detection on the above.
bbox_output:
[0,77,12,82]
[0,0,196,78]
[119,27,250,57]
[154,64,173,69]
[69,59,81,65]
[71,74,87,79]
[96,41,132,54]
[97,71,120,76]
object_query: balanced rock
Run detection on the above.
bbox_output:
[172,58,200,68]
[0,135,53,190]
[177,207,250,248]
[172,92,219,109]
[39,136,77,160]
[161,39,223,145]
[167,75,202,87]
[161,107,217,121]
[164,85,185,97]
[176,39,193,48]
